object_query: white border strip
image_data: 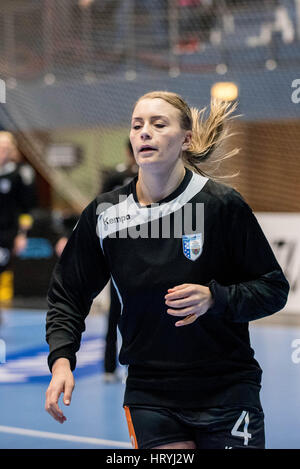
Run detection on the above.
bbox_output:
[98,172,208,241]
[0,425,132,448]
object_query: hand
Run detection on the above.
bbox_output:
[13,234,27,255]
[165,283,214,327]
[45,358,75,424]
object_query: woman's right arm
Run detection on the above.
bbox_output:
[45,200,110,421]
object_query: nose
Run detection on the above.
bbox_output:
[140,123,152,141]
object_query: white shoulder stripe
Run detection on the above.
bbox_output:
[97,172,208,243]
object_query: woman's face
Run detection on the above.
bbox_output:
[130,98,191,172]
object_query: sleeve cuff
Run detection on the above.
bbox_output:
[48,346,77,372]
[207,279,229,318]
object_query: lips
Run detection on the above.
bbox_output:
[139,145,157,152]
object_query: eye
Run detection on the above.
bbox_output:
[132,125,141,130]
[155,124,165,128]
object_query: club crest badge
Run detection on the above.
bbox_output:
[182,233,203,261]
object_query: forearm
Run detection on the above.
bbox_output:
[46,286,88,372]
[207,269,290,323]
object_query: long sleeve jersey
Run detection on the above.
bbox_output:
[46,168,289,409]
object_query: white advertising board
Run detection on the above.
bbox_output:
[255,213,300,315]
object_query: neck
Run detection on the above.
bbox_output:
[136,162,186,206]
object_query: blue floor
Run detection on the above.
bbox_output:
[0,309,299,449]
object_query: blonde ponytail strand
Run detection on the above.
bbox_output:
[182,98,240,181]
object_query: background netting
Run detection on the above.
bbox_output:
[0,0,300,213]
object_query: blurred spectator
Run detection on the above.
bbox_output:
[88,0,168,54]
[176,0,216,53]
[134,0,168,50]
[53,211,79,258]
[9,141,38,214]
[11,207,72,303]
[0,132,36,321]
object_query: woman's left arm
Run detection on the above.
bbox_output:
[166,192,290,325]
[207,194,290,323]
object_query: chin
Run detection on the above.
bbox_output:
[137,155,159,166]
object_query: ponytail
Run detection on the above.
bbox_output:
[182,98,240,181]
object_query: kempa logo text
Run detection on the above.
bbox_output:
[104,214,131,225]
[0,79,6,104]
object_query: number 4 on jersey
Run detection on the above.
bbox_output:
[231,411,252,445]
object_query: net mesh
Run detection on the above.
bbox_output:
[0,0,300,213]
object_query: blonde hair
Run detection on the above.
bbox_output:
[134,91,240,181]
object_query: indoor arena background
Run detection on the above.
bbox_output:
[0,0,300,449]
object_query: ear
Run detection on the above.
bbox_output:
[182,130,192,151]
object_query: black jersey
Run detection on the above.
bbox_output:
[46,168,289,409]
[0,162,34,247]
